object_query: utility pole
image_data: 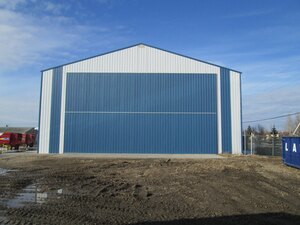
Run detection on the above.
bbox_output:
[250,132,253,155]
[293,122,300,136]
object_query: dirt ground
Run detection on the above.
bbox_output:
[0,154,300,225]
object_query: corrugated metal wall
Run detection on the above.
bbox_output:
[38,70,52,154]
[63,73,217,153]
[62,45,221,74]
[230,71,242,154]
[220,68,232,153]
[49,67,63,153]
[39,44,242,154]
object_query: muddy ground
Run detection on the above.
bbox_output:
[0,154,300,225]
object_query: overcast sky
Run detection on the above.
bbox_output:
[0,0,299,130]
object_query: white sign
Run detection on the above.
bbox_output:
[293,143,297,152]
[285,142,298,152]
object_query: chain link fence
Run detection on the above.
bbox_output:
[242,134,282,156]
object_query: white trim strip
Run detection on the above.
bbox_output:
[217,68,222,154]
[65,111,216,115]
[59,69,67,154]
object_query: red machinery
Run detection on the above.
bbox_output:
[0,132,23,150]
[0,132,36,150]
[21,133,36,148]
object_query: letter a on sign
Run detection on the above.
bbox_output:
[293,143,297,152]
[285,143,288,151]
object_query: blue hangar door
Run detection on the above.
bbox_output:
[64,73,217,154]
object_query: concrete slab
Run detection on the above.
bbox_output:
[1,150,224,159]
[53,153,224,159]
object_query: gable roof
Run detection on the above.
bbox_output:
[42,43,241,73]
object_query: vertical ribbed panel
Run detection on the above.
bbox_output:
[59,68,67,154]
[230,71,242,154]
[217,69,222,154]
[49,67,63,153]
[220,68,232,153]
[63,73,217,154]
[38,70,53,154]
[37,72,43,153]
[239,74,243,153]
[66,73,216,112]
[64,45,220,74]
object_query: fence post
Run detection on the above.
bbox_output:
[272,136,275,156]
[244,130,247,155]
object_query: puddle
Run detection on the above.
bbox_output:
[3,184,63,208]
[0,168,12,176]
[0,168,17,176]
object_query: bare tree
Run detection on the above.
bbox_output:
[257,124,266,135]
[246,125,257,135]
[285,116,294,135]
[293,114,300,135]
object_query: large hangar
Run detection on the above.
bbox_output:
[38,43,242,154]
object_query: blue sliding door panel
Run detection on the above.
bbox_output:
[64,73,217,154]
[64,113,217,153]
[66,73,216,112]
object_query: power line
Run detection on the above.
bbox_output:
[243,112,300,123]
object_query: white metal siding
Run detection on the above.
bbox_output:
[39,70,53,154]
[64,45,220,74]
[230,71,242,154]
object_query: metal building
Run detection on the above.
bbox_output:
[38,43,242,154]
